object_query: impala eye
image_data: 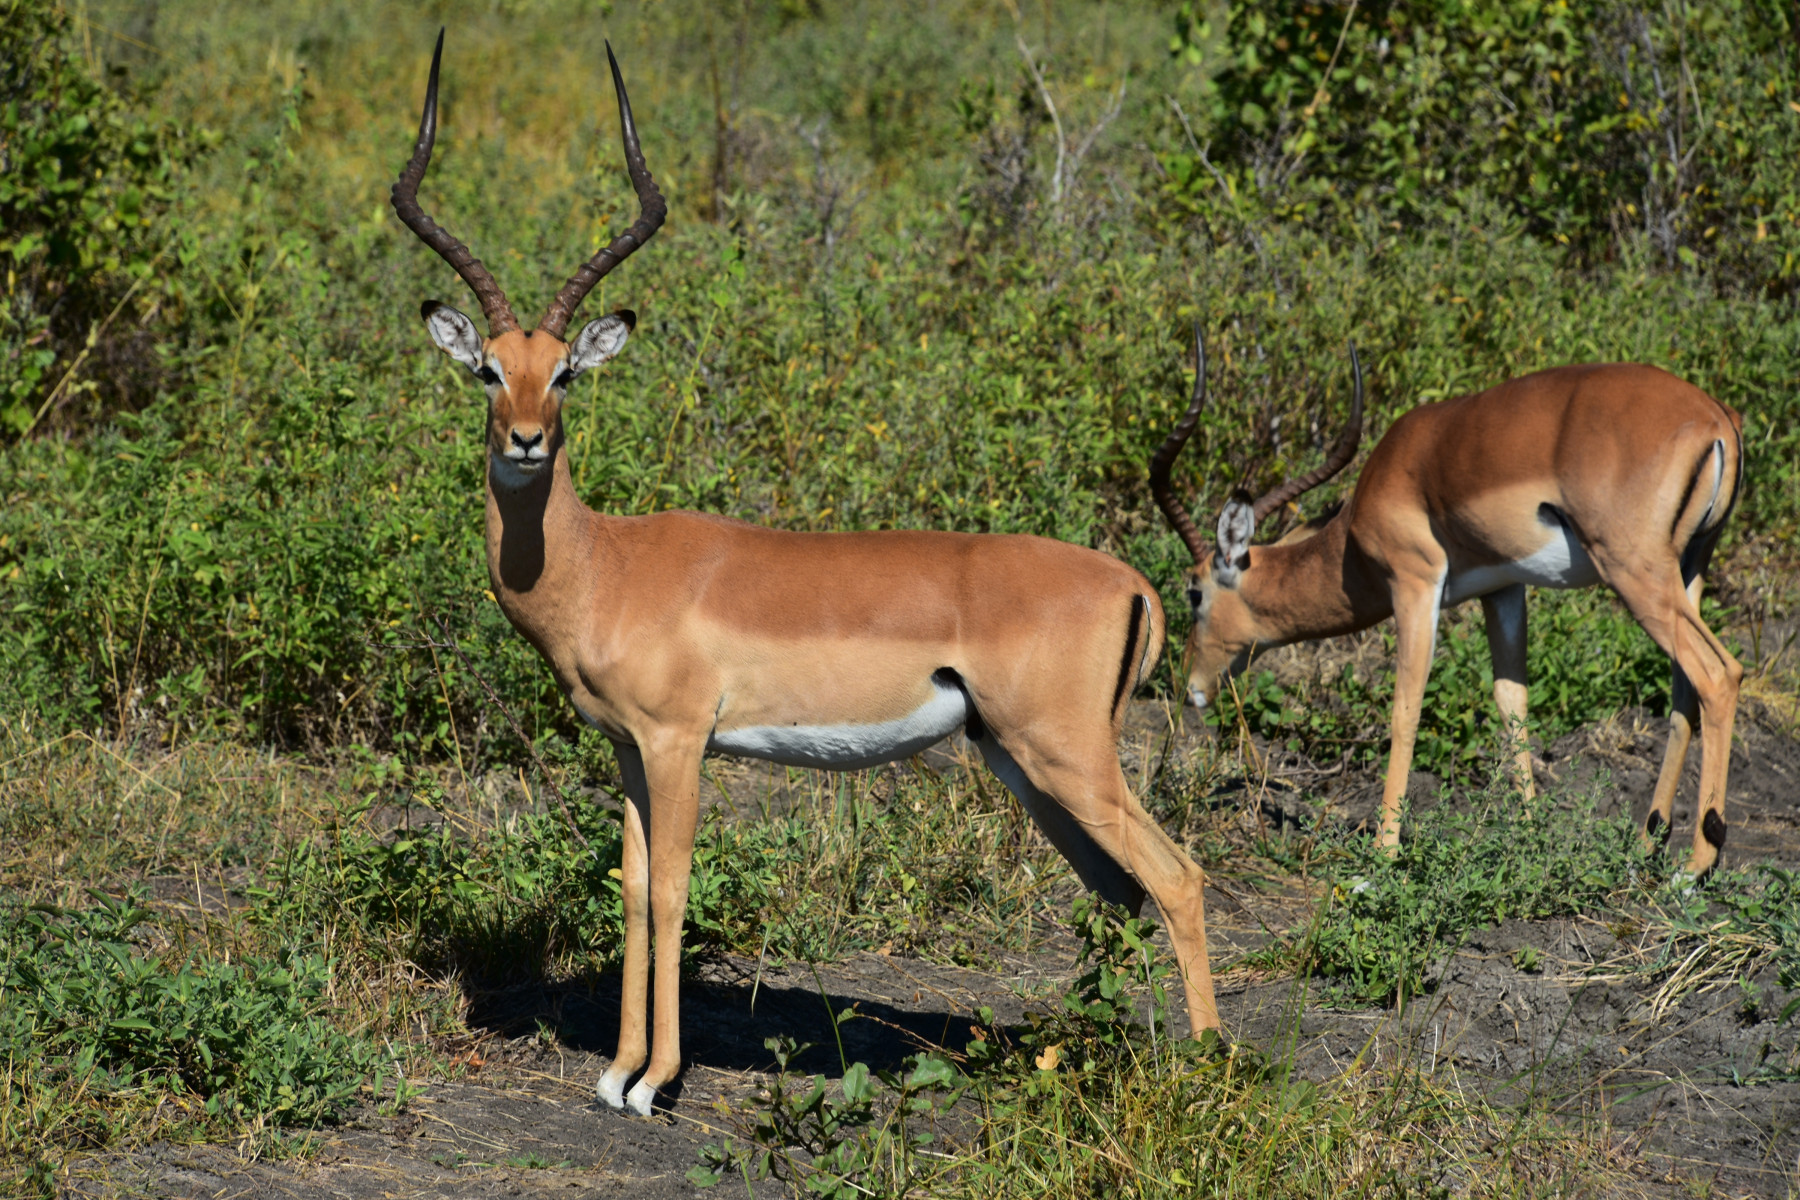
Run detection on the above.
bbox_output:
[477,364,501,386]
[553,369,575,390]
[1186,587,1204,608]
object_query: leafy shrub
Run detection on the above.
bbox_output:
[0,889,376,1156]
[697,897,1597,1197]
[0,0,199,434]
[259,752,1044,983]
[1255,785,1652,1006]
[1167,0,1800,286]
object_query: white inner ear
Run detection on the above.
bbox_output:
[567,315,632,375]
[1215,500,1255,582]
[426,305,484,372]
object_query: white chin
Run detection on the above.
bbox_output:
[1188,686,1209,709]
[489,454,543,489]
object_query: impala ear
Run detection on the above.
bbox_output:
[421,300,484,373]
[567,310,635,376]
[1214,491,1255,586]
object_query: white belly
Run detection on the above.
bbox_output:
[1443,514,1600,605]
[706,676,969,770]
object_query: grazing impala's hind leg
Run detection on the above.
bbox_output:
[1601,549,1740,877]
[1644,575,1704,852]
[1641,531,1733,870]
[976,732,1218,1033]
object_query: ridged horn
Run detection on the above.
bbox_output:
[1149,324,1212,563]
[537,41,668,339]
[391,29,520,336]
[1251,340,1364,524]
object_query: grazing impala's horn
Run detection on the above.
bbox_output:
[1149,324,1212,563]
[1251,340,1364,524]
[537,42,668,340]
[391,29,520,336]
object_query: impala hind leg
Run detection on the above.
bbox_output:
[1605,557,1740,877]
[1644,581,1702,852]
[1480,584,1535,800]
[1378,573,1447,852]
[977,735,1218,1032]
[974,735,1144,912]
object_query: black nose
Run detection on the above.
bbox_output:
[511,429,543,451]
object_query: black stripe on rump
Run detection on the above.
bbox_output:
[1111,596,1147,721]
[1668,441,1722,545]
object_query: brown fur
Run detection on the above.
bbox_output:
[460,325,1217,1114]
[1181,363,1743,877]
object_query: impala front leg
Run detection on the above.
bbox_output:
[1379,574,1445,850]
[599,739,653,1110]
[624,735,703,1116]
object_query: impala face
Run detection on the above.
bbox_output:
[421,301,633,489]
[1179,493,1259,711]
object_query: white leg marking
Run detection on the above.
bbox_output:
[625,1078,657,1117]
[598,1066,630,1109]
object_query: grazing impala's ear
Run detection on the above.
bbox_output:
[567,310,635,376]
[1214,490,1255,586]
[422,300,484,373]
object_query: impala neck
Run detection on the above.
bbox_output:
[1239,510,1391,646]
[485,442,602,634]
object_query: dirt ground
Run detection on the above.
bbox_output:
[63,696,1800,1199]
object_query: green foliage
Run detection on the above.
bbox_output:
[691,1030,963,1197]
[260,751,1054,983]
[1167,0,1800,288]
[697,898,1594,1197]
[0,0,199,434]
[1255,787,1653,1006]
[0,889,377,1157]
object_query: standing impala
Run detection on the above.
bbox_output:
[1152,332,1743,877]
[393,33,1219,1117]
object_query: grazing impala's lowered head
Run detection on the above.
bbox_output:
[392,30,665,490]
[1149,327,1363,711]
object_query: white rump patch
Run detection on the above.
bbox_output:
[1444,511,1599,605]
[708,675,968,770]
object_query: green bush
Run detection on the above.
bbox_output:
[1255,786,1653,1006]
[0,0,200,434]
[1167,0,1800,286]
[0,890,376,1155]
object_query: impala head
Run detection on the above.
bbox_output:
[1149,328,1363,711]
[393,30,665,490]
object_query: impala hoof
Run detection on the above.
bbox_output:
[597,1069,630,1110]
[625,1079,658,1117]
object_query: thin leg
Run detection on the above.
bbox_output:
[1480,584,1534,800]
[975,735,1145,912]
[1378,576,1445,851]
[598,739,652,1109]
[980,735,1218,1032]
[1605,564,1740,876]
[624,736,703,1115]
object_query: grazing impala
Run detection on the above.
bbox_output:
[393,33,1219,1117]
[1152,331,1743,877]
